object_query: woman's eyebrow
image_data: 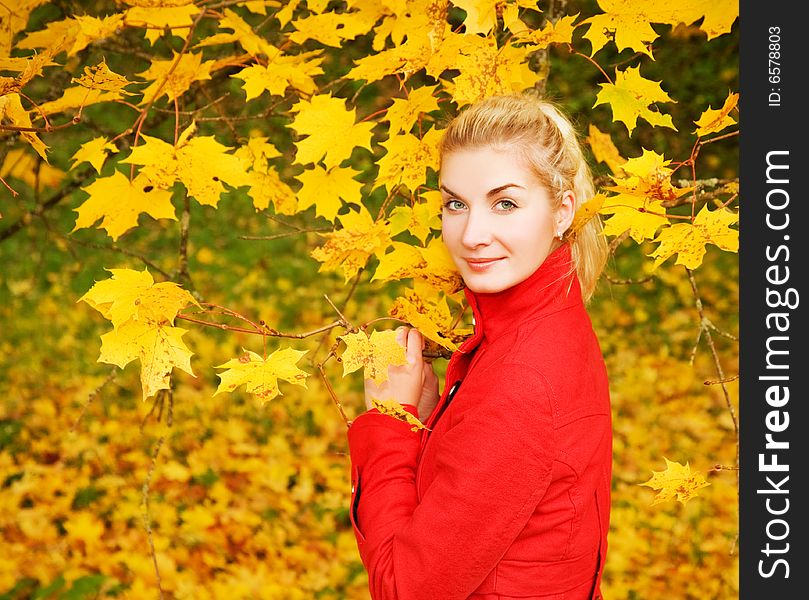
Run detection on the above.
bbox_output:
[439,183,524,199]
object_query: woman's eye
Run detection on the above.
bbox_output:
[444,199,465,211]
[496,199,517,211]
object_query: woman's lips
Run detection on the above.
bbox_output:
[465,258,503,272]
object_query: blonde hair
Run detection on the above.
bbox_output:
[438,92,608,302]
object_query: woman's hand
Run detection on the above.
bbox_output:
[364,326,440,422]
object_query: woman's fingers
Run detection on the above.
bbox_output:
[406,328,423,365]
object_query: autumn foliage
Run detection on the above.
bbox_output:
[2,0,738,598]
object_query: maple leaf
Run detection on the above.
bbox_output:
[72,59,133,93]
[570,193,606,235]
[372,398,429,432]
[0,0,49,55]
[36,86,121,116]
[0,94,48,160]
[70,137,118,173]
[124,125,250,207]
[73,171,177,240]
[587,124,627,176]
[245,170,298,214]
[599,150,689,243]
[79,267,199,330]
[124,3,199,45]
[515,13,579,48]
[338,329,408,385]
[16,13,124,56]
[289,11,368,47]
[372,242,425,283]
[648,205,738,269]
[99,319,195,400]
[138,52,214,104]
[387,193,443,244]
[295,165,364,223]
[581,0,738,57]
[694,92,738,137]
[385,85,440,135]
[416,237,465,294]
[376,128,442,194]
[310,206,393,282]
[389,289,460,351]
[594,66,676,135]
[0,47,59,96]
[640,457,711,505]
[233,51,323,100]
[81,267,200,400]
[447,36,537,107]
[195,8,277,56]
[289,94,376,169]
[214,348,309,403]
[451,0,499,35]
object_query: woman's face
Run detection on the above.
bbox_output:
[440,145,574,294]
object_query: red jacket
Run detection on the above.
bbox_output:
[347,243,612,600]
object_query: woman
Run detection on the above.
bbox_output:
[347,92,612,600]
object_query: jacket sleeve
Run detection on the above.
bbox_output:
[347,367,556,600]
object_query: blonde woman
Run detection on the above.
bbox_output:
[348,92,612,600]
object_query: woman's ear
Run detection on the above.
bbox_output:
[556,190,576,234]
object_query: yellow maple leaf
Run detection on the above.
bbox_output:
[289,94,376,169]
[594,66,676,135]
[389,289,459,352]
[338,329,408,385]
[295,165,364,222]
[388,194,443,244]
[694,91,738,137]
[73,171,177,240]
[195,8,277,56]
[598,150,688,243]
[234,56,323,100]
[447,36,537,107]
[416,237,465,294]
[36,86,121,116]
[310,206,392,282]
[0,93,48,160]
[70,137,118,173]
[124,4,199,45]
[640,457,711,505]
[581,0,737,57]
[372,241,425,283]
[80,267,199,329]
[138,51,214,104]
[214,348,309,403]
[649,204,738,269]
[587,124,627,176]
[99,318,195,400]
[16,13,123,56]
[0,0,48,55]
[124,125,250,207]
[515,13,579,48]
[451,0,499,35]
[289,11,368,47]
[372,398,429,431]
[570,193,606,235]
[80,267,200,399]
[386,85,440,135]
[244,169,297,214]
[376,128,442,194]
[72,59,132,93]
[0,46,59,96]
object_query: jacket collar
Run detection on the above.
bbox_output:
[458,243,581,353]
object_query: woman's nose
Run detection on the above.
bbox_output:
[460,209,493,248]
